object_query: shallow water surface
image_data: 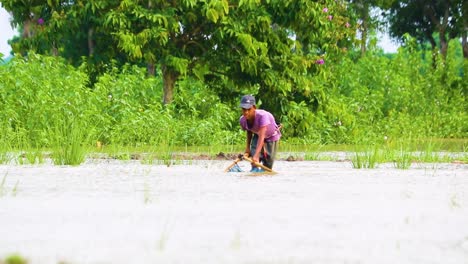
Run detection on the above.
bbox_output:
[0,160,467,264]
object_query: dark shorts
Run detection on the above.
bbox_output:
[250,134,279,169]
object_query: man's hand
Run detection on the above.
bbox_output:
[252,154,260,164]
[243,152,259,165]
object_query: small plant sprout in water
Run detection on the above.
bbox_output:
[450,194,461,209]
[156,221,173,252]
[0,173,20,197]
[143,181,152,204]
[230,230,242,250]
[0,173,6,197]
[11,180,19,197]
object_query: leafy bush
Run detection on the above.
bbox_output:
[0,53,99,147]
[304,37,466,144]
[0,44,465,155]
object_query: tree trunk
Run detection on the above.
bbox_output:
[360,19,367,56]
[438,6,449,60]
[22,19,33,38]
[463,0,468,58]
[162,65,179,105]
[462,13,468,58]
[423,1,449,60]
[359,3,369,57]
[51,41,58,56]
[462,33,468,59]
[439,32,448,60]
[88,27,95,56]
[428,35,438,68]
[147,62,155,76]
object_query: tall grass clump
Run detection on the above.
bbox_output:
[415,139,442,163]
[0,54,100,164]
[0,123,14,165]
[302,144,325,160]
[50,117,90,166]
[392,140,413,169]
[0,139,12,165]
[14,129,45,165]
[393,150,412,169]
[17,149,44,165]
[350,145,380,169]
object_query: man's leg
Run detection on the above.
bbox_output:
[250,135,278,169]
[249,134,259,167]
[249,134,266,171]
[262,140,278,169]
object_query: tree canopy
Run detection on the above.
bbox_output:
[1,0,466,108]
[1,0,354,106]
[386,0,467,59]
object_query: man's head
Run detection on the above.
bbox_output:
[240,95,256,120]
[240,95,256,109]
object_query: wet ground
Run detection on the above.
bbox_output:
[0,159,467,264]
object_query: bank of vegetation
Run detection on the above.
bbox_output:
[0,42,466,166]
[0,0,466,165]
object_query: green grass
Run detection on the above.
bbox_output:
[0,150,11,165]
[0,136,465,166]
[350,147,380,169]
[304,151,321,161]
[50,119,89,166]
[392,148,413,169]
[17,149,45,165]
[0,140,12,165]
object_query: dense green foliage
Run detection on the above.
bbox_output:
[387,0,467,59]
[2,0,354,104]
[1,1,465,155]
[0,39,466,152]
[0,53,241,149]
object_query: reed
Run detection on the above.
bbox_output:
[17,149,45,165]
[0,135,12,165]
[417,139,442,163]
[50,118,88,166]
[393,148,413,169]
[350,146,379,169]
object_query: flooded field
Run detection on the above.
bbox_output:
[0,158,467,264]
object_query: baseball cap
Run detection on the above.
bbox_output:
[240,95,256,109]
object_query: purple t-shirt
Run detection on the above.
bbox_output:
[239,109,281,142]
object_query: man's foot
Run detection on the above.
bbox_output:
[250,167,265,173]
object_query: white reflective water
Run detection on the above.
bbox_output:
[0,159,467,264]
